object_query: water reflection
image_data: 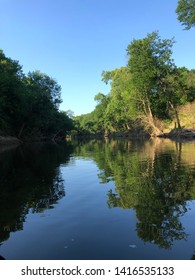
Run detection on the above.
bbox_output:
[74,138,195,249]
[0,138,195,259]
[0,142,73,244]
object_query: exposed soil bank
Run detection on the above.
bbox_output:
[106,128,195,141]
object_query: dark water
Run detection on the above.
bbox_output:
[0,139,195,260]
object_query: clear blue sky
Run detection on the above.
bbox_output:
[1,0,194,116]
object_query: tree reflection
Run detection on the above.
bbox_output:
[74,138,195,249]
[0,142,73,243]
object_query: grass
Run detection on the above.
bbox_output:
[163,101,195,132]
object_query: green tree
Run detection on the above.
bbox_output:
[179,68,195,101]
[0,50,24,135]
[102,67,138,131]
[127,32,178,133]
[18,71,73,140]
[0,50,73,140]
[74,112,96,135]
[27,71,62,109]
[16,71,57,139]
[92,93,110,134]
[176,0,195,29]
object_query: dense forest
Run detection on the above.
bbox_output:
[0,0,195,142]
[0,50,73,142]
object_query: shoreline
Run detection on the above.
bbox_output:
[157,128,195,140]
[1,128,195,147]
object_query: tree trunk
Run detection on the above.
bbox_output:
[18,123,26,139]
[126,123,131,130]
[52,129,63,142]
[169,102,181,128]
[145,94,162,135]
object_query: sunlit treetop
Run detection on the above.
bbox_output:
[176,0,195,30]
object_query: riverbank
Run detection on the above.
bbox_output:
[104,127,195,141]
[158,128,195,140]
[1,127,195,146]
[0,135,66,146]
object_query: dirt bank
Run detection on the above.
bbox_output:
[158,129,195,140]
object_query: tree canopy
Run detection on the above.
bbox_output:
[176,0,195,29]
[75,32,195,137]
[0,50,73,141]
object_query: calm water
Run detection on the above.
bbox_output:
[0,138,195,260]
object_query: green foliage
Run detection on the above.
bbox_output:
[27,71,62,109]
[0,50,24,134]
[127,32,176,120]
[76,32,195,137]
[74,93,112,135]
[74,32,194,136]
[102,67,138,130]
[74,113,96,135]
[0,49,73,140]
[127,32,175,91]
[2,31,192,139]
[180,68,195,101]
[126,31,195,130]
[176,0,195,29]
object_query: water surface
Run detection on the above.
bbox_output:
[0,139,195,260]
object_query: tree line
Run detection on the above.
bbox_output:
[1,1,194,140]
[74,31,195,137]
[0,50,73,141]
[74,0,195,137]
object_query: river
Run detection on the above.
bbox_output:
[0,138,195,260]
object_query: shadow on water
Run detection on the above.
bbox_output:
[0,142,73,245]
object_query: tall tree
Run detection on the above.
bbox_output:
[127,32,177,133]
[102,67,138,131]
[0,49,24,135]
[176,0,195,29]
[27,71,62,109]
[93,93,110,134]
[0,50,73,140]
